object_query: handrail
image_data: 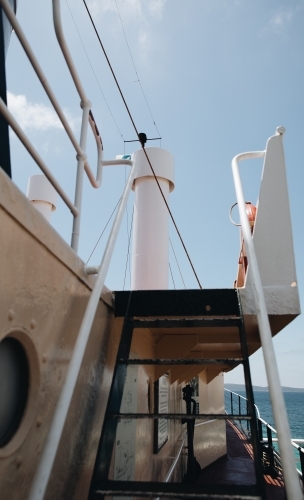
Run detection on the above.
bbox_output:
[0,0,84,158]
[0,97,78,215]
[0,0,134,253]
[231,134,303,499]
[52,0,103,189]
[225,389,304,480]
[224,388,260,419]
[28,161,137,500]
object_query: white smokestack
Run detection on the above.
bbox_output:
[131,147,174,290]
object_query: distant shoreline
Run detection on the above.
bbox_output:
[225,383,304,393]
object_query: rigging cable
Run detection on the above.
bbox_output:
[65,0,124,142]
[169,262,176,290]
[86,196,122,264]
[123,205,134,290]
[169,237,186,289]
[82,0,202,290]
[114,0,161,138]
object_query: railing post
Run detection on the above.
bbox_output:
[267,425,275,471]
[258,419,263,442]
[71,102,91,252]
[299,448,304,478]
[231,391,233,415]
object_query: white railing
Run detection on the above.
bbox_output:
[0,0,133,253]
[231,132,303,499]
[28,160,136,500]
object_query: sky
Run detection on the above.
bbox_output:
[4,0,304,388]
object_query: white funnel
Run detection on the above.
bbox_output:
[131,147,174,290]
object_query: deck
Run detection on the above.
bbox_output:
[198,420,286,499]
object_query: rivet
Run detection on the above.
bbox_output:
[42,354,47,363]
[205,305,211,312]
[8,309,15,321]
[16,455,22,468]
[30,319,36,329]
[36,417,42,428]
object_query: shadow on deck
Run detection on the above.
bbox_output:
[198,420,286,500]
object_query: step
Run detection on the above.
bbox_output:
[114,289,240,318]
[90,479,262,499]
[108,413,253,421]
[119,358,244,365]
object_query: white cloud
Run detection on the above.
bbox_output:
[88,0,166,23]
[260,6,294,36]
[7,91,80,132]
[148,0,167,19]
[89,0,142,21]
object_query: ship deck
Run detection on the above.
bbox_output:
[198,420,286,499]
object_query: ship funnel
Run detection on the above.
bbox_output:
[27,175,57,222]
[131,147,174,290]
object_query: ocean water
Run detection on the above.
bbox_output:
[237,391,304,471]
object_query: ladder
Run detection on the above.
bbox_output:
[89,288,267,500]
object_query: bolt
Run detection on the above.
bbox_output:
[30,319,36,329]
[276,126,286,135]
[8,309,15,321]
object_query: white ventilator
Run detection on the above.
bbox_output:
[131,147,174,290]
[27,175,57,221]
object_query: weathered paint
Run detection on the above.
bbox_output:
[0,170,227,497]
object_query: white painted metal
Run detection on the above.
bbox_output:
[28,162,137,500]
[0,98,78,215]
[27,175,57,221]
[0,0,84,158]
[0,0,135,252]
[246,129,298,288]
[231,130,302,499]
[131,147,174,290]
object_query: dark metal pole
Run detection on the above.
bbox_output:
[0,7,11,178]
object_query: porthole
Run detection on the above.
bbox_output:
[0,337,29,447]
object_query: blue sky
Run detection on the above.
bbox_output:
[5,0,304,387]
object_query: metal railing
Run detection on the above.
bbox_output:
[0,0,133,253]
[225,389,304,481]
[231,130,303,499]
[224,388,260,435]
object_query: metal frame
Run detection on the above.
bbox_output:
[0,0,133,252]
[231,131,303,499]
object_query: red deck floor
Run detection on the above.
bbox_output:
[198,420,286,499]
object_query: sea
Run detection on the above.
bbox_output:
[237,390,304,471]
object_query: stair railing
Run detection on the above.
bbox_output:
[29,160,136,500]
[231,134,303,499]
[0,0,132,253]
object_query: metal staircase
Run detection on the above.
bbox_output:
[89,288,267,500]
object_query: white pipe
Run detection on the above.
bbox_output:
[232,146,302,499]
[53,0,103,190]
[0,98,78,215]
[28,162,136,500]
[0,0,83,158]
[262,438,304,445]
[84,266,99,275]
[71,103,90,252]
